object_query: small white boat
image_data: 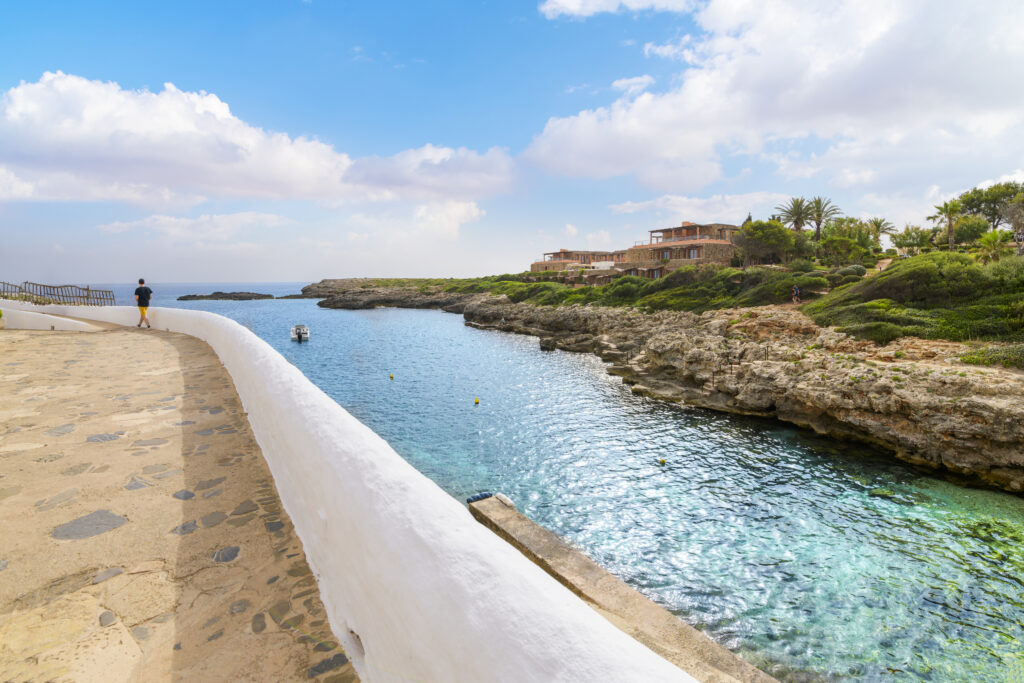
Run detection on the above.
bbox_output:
[290,324,310,342]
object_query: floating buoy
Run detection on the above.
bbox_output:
[389,374,394,380]
[658,458,666,466]
[474,397,480,405]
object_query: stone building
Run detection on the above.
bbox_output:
[530,221,740,279]
[530,249,628,272]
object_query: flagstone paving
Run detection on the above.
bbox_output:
[0,328,358,682]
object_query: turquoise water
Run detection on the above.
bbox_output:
[162,294,1024,681]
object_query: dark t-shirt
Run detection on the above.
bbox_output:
[135,286,153,307]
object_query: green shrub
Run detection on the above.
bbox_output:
[824,272,845,288]
[837,265,867,277]
[960,344,1024,369]
[840,274,863,285]
[804,253,1024,344]
[788,259,815,273]
[840,322,904,346]
[988,256,1024,288]
[855,252,990,305]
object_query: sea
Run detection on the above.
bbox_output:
[86,281,1024,681]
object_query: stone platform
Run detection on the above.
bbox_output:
[0,328,357,682]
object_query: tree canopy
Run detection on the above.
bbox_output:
[892,224,933,255]
[953,215,990,244]
[928,199,962,251]
[775,197,812,232]
[808,196,841,242]
[959,181,1023,229]
[735,219,793,265]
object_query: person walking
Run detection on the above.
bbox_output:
[791,284,801,304]
[134,278,153,328]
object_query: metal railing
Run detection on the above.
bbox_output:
[650,235,716,244]
[0,281,115,306]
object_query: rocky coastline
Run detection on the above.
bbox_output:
[315,283,1024,493]
[177,291,273,301]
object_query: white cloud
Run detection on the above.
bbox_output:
[979,169,1024,189]
[0,166,34,200]
[832,168,877,188]
[642,35,694,61]
[347,200,484,243]
[0,72,514,207]
[345,144,515,202]
[610,190,787,222]
[413,201,484,240]
[539,0,695,19]
[611,75,654,96]
[98,212,292,242]
[527,1,1024,196]
[564,223,579,237]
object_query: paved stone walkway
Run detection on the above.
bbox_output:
[0,328,357,682]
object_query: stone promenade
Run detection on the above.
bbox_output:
[0,328,357,682]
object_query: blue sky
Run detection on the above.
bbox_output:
[1,0,1022,283]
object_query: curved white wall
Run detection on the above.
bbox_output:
[0,300,690,683]
[0,307,102,331]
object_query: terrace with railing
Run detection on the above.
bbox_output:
[634,235,718,246]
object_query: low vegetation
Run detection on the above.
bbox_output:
[364,265,827,313]
[960,344,1024,370]
[803,253,1024,344]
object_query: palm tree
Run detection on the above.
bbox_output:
[928,199,963,251]
[977,230,1010,264]
[865,217,896,245]
[808,196,842,242]
[775,197,812,232]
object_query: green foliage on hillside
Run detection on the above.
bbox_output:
[803,253,1024,343]
[406,265,827,312]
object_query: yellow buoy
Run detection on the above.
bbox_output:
[389,374,394,380]
[474,397,480,405]
[658,459,666,466]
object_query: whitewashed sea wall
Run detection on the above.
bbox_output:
[0,307,102,331]
[0,300,690,683]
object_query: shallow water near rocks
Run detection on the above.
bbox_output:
[167,295,1024,681]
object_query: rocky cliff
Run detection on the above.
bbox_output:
[315,283,1024,492]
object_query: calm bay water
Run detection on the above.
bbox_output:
[146,285,1024,681]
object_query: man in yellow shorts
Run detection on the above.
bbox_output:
[134,278,153,328]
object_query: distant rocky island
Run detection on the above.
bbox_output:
[177,291,274,301]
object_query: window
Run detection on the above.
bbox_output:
[688,248,699,259]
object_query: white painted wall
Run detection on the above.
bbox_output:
[0,307,102,331]
[0,299,690,683]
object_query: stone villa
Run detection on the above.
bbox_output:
[531,221,740,283]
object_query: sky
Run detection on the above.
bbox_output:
[1,0,1023,283]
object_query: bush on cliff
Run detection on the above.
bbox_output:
[960,344,1024,369]
[804,253,1024,343]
